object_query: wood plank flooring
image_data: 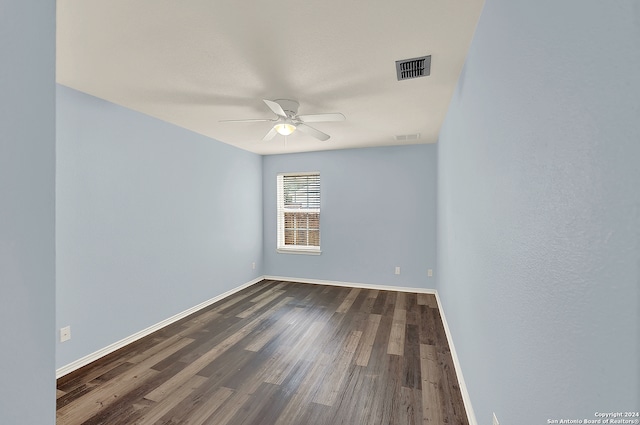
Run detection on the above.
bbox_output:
[56,280,468,425]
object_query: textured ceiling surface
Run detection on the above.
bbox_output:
[57,0,484,155]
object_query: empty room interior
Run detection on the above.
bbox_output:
[1,1,639,425]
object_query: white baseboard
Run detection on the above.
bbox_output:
[266,275,476,425]
[434,291,477,425]
[55,276,263,379]
[264,275,437,294]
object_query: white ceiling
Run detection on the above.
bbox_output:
[57,0,484,155]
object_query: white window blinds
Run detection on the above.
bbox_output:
[277,172,321,253]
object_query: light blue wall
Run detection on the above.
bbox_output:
[56,85,263,368]
[0,1,56,423]
[437,1,640,423]
[263,145,437,288]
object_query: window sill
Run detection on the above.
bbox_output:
[277,247,322,256]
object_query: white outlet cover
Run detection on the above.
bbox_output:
[395,266,400,275]
[60,326,71,342]
[427,268,433,277]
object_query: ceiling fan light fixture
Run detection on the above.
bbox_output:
[274,122,296,136]
[222,99,341,142]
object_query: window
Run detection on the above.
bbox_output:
[277,172,321,254]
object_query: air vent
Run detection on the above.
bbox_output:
[395,133,421,141]
[395,55,431,81]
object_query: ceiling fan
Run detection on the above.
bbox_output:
[220,99,345,142]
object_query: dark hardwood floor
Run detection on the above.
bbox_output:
[56,280,468,425]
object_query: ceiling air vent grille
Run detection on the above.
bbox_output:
[395,133,421,142]
[395,55,431,81]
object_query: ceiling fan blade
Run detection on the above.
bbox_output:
[297,113,346,123]
[297,123,330,141]
[219,118,274,123]
[263,99,287,118]
[262,126,278,142]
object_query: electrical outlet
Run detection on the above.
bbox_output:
[493,412,500,425]
[60,326,71,342]
[395,266,400,275]
[427,268,433,277]
[252,262,256,270]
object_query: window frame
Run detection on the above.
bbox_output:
[276,171,321,255]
